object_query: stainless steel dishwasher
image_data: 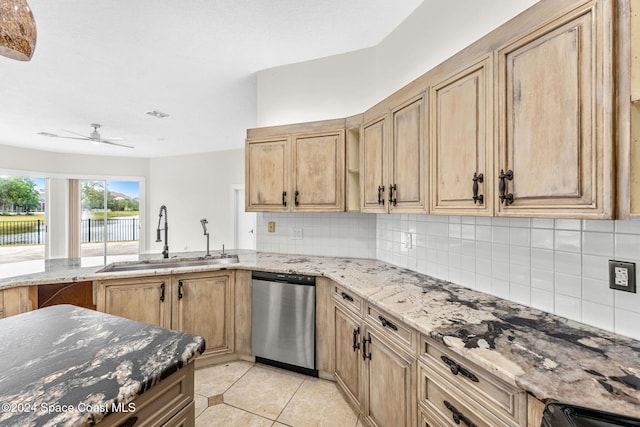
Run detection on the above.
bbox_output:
[251,271,317,376]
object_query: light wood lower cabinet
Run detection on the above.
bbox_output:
[0,286,36,319]
[362,326,417,427]
[172,271,235,357]
[97,276,172,328]
[334,302,362,410]
[96,271,235,360]
[101,362,195,427]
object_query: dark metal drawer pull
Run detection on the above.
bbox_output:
[440,355,479,383]
[282,191,287,207]
[472,172,484,204]
[389,184,397,206]
[352,327,360,352]
[377,185,385,206]
[294,190,299,206]
[160,282,165,302]
[378,315,398,331]
[178,280,184,299]
[341,292,354,302]
[362,335,372,360]
[444,400,477,427]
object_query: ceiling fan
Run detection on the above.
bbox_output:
[38,124,134,149]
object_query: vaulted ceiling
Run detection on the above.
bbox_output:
[0,0,423,158]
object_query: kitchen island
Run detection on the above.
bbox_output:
[0,304,205,426]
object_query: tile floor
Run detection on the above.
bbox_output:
[194,361,364,426]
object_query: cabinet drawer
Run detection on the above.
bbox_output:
[421,337,526,426]
[419,362,513,427]
[332,283,363,315]
[365,303,416,352]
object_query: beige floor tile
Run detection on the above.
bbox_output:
[277,377,358,427]
[195,361,254,398]
[223,364,305,420]
[196,404,274,427]
[194,394,208,418]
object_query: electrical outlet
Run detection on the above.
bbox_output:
[267,222,275,233]
[609,260,636,293]
[291,228,303,240]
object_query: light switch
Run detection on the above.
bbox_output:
[609,260,636,293]
[268,222,275,233]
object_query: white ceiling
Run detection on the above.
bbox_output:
[0,0,423,158]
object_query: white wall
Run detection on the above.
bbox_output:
[257,48,377,126]
[257,0,539,125]
[147,149,244,255]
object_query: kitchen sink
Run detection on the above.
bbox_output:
[98,255,240,273]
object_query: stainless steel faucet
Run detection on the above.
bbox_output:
[156,205,169,258]
[200,218,210,257]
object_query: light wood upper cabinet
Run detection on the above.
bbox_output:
[361,116,387,213]
[172,271,235,357]
[96,276,172,328]
[390,95,428,213]
[292,130,345,212]
[496,0,614,218]
[245,137,291,212]
[431,57,493,216]
[245,120,347,212]
[361,93,427,214]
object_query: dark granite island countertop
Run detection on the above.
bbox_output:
[0,305,205,426]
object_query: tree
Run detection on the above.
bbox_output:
[81,181,105,211]
[0,177,40,213]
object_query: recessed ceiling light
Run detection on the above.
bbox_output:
[146,110,169,118]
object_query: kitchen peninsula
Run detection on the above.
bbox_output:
[0,304,205,426]
[1,251,639,425]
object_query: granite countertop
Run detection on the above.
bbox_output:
[0,304,205,426]
[1,250,640,418]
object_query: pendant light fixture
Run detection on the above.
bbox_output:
[0,0,37,61]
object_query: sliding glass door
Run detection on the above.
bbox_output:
[80,180,140,265]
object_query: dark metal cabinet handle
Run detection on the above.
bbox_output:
[362,334,372,360]
[498,169,514,205]
[378,315,398,331]
[443,401,477,427]
[282,191,287,207]
[178,280,184,299]
[352,327,360,352]
[341,292,354,302]
[294,190,299,206]
[389,184,397,206]
[440,355,479,383]
[472,173,484,205]
[160,282,165,302]
[377,185,386,206]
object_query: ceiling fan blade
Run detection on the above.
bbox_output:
[61,129,91,138]
[38,132,90,141]
[99,139,134,149]
[102,137,125,141]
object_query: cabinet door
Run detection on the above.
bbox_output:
[431,58,493,216]
[390,94,427,213]
[361,116,388,213]
[362,327,417,427]
[172,271,234,357]
[97,277,171,328]
[245,137,291,212]
[334,303,362,410]
[496,1,613,218]
[292,130,345,212]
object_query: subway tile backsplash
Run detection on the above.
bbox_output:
[256,212,640,340]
